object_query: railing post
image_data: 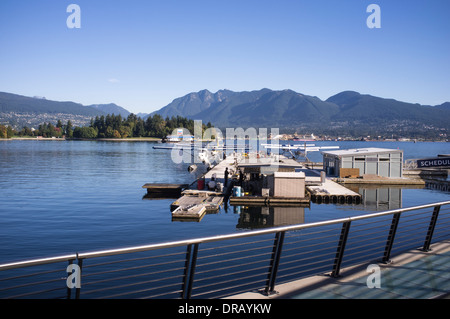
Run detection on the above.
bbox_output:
[181,244,193,299]
[331,221,351,278]
[382,213,401,263]
[264,231,285,295]
[422,205,441,252]
[75,258,83,299]
[185,243,199,299]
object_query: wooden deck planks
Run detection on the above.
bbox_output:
[307,178,362,203]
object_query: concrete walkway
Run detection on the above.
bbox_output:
[226,239,450,299]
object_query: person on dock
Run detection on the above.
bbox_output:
[208,179,216,190]
[224,167,229,187]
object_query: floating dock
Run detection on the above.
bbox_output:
[171,191,224,211]
[307,179,362,204]
[229,195,310,206]
[170,190,225,221]
[142,183,188,197]
[335,176,426,186]
[172,204,207,221]
[143,148,448,220]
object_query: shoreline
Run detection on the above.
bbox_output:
[2,137,448,142]
[5,137,162,142]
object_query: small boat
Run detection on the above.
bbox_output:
[152,142,196,149]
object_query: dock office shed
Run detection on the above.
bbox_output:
[322,148,403,178]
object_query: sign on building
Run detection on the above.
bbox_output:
[417,157,450,168]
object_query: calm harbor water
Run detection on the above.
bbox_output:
[0,140,449,264]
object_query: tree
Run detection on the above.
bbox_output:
[0,125,6,138]
[134,119,145,137]
[119,125,131,138]
[73,126,97,139]
[113,129,121,138]
[66,120,73,138]
[105,126,114,138]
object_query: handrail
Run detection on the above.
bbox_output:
[1,201,449,269]
[1,201,449,299]
[69,201,450,259]
[0,254,77,271]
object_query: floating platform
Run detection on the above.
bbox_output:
[172,204,207,221]
[171,192,224,221]
[335,177,426,186]
[403,169,448,177]
[229,195,310,206]
[182,189,224,196]
[202,194,225,211]
[307,179,362,204]
[142,183,188,197]
[171,193,224,211]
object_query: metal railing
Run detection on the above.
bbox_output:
[1,201,449,299]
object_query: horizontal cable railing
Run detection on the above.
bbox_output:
[0,201,449,299]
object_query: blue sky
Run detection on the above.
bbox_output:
[0,0,449,114]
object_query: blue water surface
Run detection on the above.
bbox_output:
[0,140,448,263]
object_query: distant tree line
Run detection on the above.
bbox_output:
[2,114,213,139]
[1,120,73,138]
[73,113,212,139]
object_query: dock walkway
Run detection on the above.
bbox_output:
[226,239,450,299]
[204,156,237,179]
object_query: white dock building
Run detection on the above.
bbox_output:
[322,148,403,178]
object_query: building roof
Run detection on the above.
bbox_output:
[321,147,403,157]
[274,172,305,178]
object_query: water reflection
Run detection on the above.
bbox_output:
[235,205,306,229]
[231,185,431,230]
[339,185,425,211]
[359,186,403,210]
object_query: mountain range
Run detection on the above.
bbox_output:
[0,92,132,128]
[152,89,450,137]
[1,89,449,138]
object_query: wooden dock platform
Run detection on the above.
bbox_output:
[307,179,362,204]
[335,176,426,186]
[170,191,224,221]
[229,195,310,206]
[171,192,224,211]
[142,183,188,196]
[172,204,207,221]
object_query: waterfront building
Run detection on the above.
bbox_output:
[322,148,403,178]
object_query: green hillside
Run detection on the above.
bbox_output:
[0,92,103,116]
